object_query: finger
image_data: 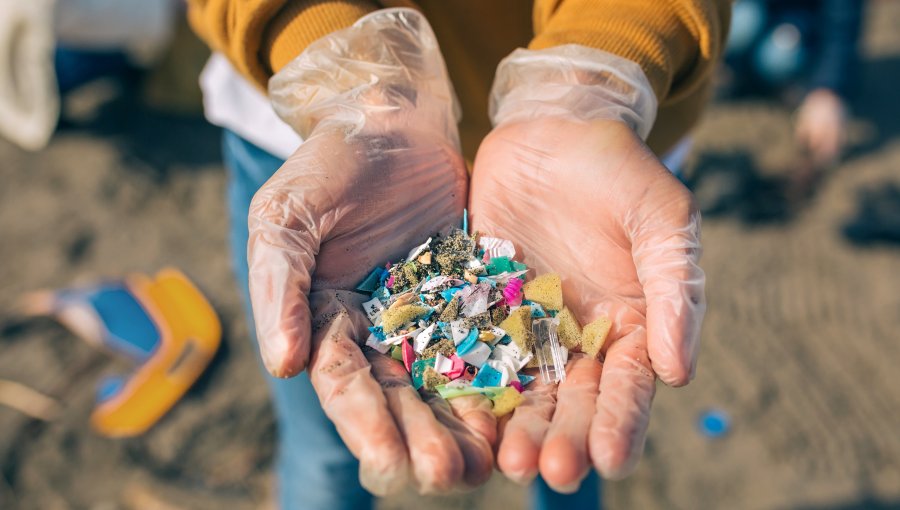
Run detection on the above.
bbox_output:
[366,351,465,493]
[496,372,556,485]
[248,176,322,378]
[424,392,495,488]
[630,196,706,386]
[589,327,656,480]
[538,355,602,493]
[307,291,409,495]
[447,394,498,446]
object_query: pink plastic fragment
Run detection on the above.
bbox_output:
[510,380,524,393]
[385,275,395,289]
[445,355,466,380]
[502,278,524,306]
[402,339,415,373]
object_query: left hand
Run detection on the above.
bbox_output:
[470,117,706,491]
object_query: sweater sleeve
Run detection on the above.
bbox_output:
[530,0,731,106]
[187,0,378,90]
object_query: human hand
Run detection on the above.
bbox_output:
[470,47,706,491]
[795,88,847,167]
[248,9,495,495]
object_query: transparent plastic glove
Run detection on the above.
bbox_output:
[249,9,493,494]
[472,46,706,488]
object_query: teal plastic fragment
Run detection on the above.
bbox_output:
[517,373,536,386]
[486,257,513,275]
[524,301,547,318]
[411,358,436,389]
[357,267,385,293]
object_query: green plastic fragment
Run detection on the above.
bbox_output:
[435,384,508,400]
[390,344,403,361]
[411,358,436,389]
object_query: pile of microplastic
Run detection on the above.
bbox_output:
[358,228,612,417]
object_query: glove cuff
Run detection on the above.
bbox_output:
[489,45,658,140]
[268,8,460,146]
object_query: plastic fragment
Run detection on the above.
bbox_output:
[472,364,503,388]
[411,358,436,389]
[402,339,415,373]
[357,268,386,293]
[502,278,523,306]
[698,409,731,438]
[532,318,567,384]
[458,342,491,367]
[455,328,479,355]
[413,323,436,353]
[478,236,516,261]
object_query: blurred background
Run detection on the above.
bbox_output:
[1,0,899,508]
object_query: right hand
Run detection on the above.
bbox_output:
[248,9,496,495]
[795,88,847,167]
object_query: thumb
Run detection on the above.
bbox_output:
[247,179,323,378]
[628,184,706,386]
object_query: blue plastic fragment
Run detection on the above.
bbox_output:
[456,328,479,356]
[698,409,730,438]
[440,287,461,303]
[462,208,469,234]
[517,373,536,387]
[373,286,391,301]
[472,364,503,388]
[367,326,386,341]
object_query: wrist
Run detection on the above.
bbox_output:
[269,8,460,145]
[489,45,657,140]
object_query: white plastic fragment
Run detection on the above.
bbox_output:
[450,321,470,345]
[490,343,533,372]
[414,323,436,353]
[366,332,391,354]
[405,237,432,261]
[382,327,422,346]
[433,352,454,374]
[459,342,491,367]
[478,236,516,260]
[362,297,385,325]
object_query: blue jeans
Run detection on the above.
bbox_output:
[222,130,601,510]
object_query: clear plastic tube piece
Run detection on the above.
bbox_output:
[532,318,567,384]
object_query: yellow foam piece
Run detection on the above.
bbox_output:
[582,316,612,358]
[556,307,583,350]
[491,387,525,418]
[381,304,429,333]
[499,306,533,352]
[523,273,563,311]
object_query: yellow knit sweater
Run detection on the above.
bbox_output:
[188,0,731,156]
